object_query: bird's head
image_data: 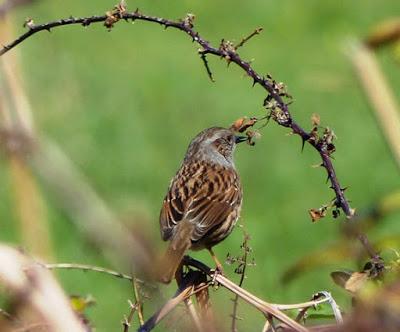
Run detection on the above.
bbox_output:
[184,127,246,167]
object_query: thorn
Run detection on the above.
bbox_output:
[200,53,215,82]
[326,175,330,184]
[261,77,267,86]
[252,78,257,87]
[301,137,306,152]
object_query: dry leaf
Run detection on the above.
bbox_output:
[311,113,320,127]
[331,271,369,294]
[246,130,261,146]
[230,117,258,133]
[309,207,327,222]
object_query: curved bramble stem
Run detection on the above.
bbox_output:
[0,6,381,262]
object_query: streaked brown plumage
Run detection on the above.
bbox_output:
[158,127,245,283]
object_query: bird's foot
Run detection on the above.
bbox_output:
[211,264,224,285]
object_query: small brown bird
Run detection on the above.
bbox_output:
[158,127,246,283]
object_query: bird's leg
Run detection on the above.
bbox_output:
[174,259,185,285]
[208,247,224,275]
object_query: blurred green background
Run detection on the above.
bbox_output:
[1,0,400,330]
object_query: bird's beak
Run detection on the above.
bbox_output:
[235,135,247,144]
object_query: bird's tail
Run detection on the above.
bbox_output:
[157,221,194,284]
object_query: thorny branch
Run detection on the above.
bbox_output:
[0,4,382,264]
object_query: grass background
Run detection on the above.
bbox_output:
[1,0,400,330]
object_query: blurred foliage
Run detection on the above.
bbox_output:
[1,0,400,330]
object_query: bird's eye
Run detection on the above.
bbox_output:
[225,135,234,144]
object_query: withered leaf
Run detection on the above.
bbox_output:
[327,143,336,155]
[331,271,370,294]
[311,113,320,127]
[183,13,195,28]
[309,207,327,222]
[117,0,127,13]
[323,127,336,144]
[23,18,35,29]
[246,130,261,146]
[230,117,258,133]
[104,12,118,29]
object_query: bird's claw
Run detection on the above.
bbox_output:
[211,265,224,286]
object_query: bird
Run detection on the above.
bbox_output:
[158,126,246,283]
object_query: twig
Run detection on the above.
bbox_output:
[184,297,204,332]
[316,291,342,324]
[235,27,263,49]
[266,314,277,332]
[132,277,145,326]
[42,263,134,281]
[122,300,138,332]
[274,296,331,311]
[231,233,251,332]
[138,272,199,332]
[193,273,216,331]
[261,319,270,332]
[0,6,379,263]
[293,292,342,326]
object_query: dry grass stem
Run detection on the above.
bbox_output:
[348,40,400,170]
[0,14,52,260]
[184,297,204,332]
[0,245,86,332]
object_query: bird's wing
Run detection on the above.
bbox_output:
[186,166,242,242]
[159,162,242,242]
[159,162,204,241]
